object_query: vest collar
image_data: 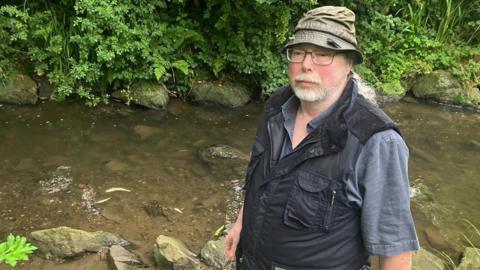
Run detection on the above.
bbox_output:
[265,78,357,156]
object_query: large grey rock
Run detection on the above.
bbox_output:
[0,73,37,104]
[458,247,480,270]
[154,235,201,270]
[412,248,445,270]
[411,70,463,104]
[200,237,229,268]
[30,226,130,259]
[112,81,169,109]
[191,81,250,108]
[107,245,147,270]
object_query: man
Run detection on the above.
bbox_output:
[225,6,419,270]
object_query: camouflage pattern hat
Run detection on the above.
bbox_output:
[285,6,363,64]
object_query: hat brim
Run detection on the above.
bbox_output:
[285,30,363,64]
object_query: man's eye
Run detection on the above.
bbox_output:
[292,51,304,56]
[314,52,329,57]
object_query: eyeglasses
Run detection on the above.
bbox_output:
[286,48,335,66]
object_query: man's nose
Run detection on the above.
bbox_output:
[301,52,315,70]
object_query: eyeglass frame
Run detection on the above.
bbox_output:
[286,48,336,66]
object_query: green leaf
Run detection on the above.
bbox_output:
[0,234,37,267]
[154,64,167,81]
[171,60,189,75]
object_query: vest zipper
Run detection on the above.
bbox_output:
[324,190,336,231]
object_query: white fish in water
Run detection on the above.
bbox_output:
[94,197,111,204]
[105,187,131,193]
[173,208,183,214]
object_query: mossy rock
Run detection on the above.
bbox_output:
[191,81,251,108]
[0,73,37,105]
[411,70,469,105]
[30,226,129,260]
[453,86,480,107]
[112,81,169,109]
[412,248,445,270]
[458,247,480,270]
[377,80,406,102]
[153,235,200,270]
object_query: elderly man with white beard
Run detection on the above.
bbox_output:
[224,6,419,270]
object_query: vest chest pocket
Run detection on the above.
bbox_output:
[283,174,342,232]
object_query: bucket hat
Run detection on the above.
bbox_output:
[285,6,363,64]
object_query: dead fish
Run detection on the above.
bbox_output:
[94,197,111,204]
[105,187,131,193]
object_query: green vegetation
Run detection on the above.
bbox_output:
[351,0,479,97]
[0,234,37,267]
[0,0,478,104]
[429,219,480,270]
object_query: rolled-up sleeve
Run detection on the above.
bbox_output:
[354,129,420,256]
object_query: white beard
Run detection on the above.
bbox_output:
[292,85,330,102]
[291,74,332,102]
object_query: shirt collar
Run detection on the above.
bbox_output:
[281,94,339,135]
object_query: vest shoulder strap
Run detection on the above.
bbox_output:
[344,94,400,144]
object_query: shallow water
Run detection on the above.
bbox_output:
[384,101,480,255]
[0,98,479,268]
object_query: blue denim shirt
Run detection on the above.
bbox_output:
[280,94,420,256]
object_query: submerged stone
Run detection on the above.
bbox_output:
[105,160,127,172]
[134,125,158,140]
[199,145,249,180]
[39,166,73,194]
[199,145,249,162]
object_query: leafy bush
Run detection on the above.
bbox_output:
[0,234,37,267]
[0,0,478,103]
[0,5,29,84]
[357,9,479,96]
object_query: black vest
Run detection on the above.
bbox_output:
[239,79,399,270]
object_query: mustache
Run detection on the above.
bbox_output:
[294,74,322,84]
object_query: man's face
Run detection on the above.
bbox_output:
[288,44,352,103]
